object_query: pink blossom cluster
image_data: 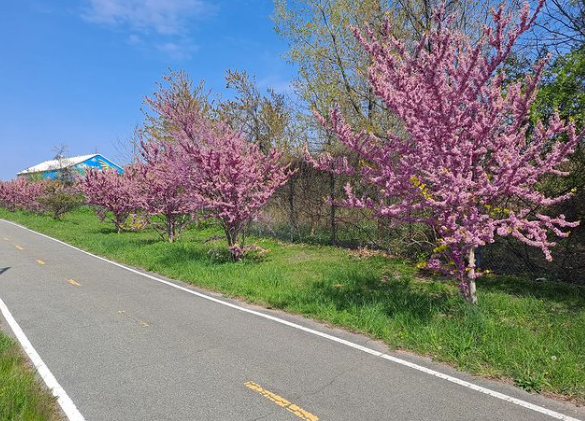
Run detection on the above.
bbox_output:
[144,85,293,259]
[79,168,143,233]
[0,178,47,213]
[80,83,293,257]
[135,140,199,242]
[178,123,292,259]
[309,0,583,298]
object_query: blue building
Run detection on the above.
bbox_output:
[17,154,124,181]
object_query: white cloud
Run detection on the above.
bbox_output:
[81,0,216,60]
[82,0,216,35]
[127,34,142,45]
[155,41,200,60]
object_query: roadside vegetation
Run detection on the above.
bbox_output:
[1,207,584,403]
[1,0,584,411]
[0,328,58,421]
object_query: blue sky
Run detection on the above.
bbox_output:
[0,0,295,180]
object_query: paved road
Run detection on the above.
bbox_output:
[1,219,584,421]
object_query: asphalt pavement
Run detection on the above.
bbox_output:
[1,218,584,421]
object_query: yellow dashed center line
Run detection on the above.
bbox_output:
[67,279,81,287]
[117,310,150,327]
[36,260,46,265]
[244,381,319,421]
[15,245,24,250]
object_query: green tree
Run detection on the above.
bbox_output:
[220,69,299,153]
[38,181,82,220]
[534,46,585,128]
[532,45,585,197]
[525,46,585,279]
[142,69,216,144]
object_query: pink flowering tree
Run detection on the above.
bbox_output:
[309,1,584,303]
[137,140,199,242]
[80,169,143,233]
[0,179,24,211]
[0,178,45,213]
[180,125,292,260]
[145,76,293,260]
[0,182,8,210]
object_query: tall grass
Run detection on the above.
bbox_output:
[0,331,58,421]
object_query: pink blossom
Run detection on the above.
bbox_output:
[310,0,583,301]
[79,169,143,233]
[146,81,294,260]
[0,178,45,213]
[179,124,293,260]
[136,140,199,242]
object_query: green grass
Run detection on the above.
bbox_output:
[2,207,585,403]
[0,330,58,421]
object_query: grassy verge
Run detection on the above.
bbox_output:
[1,207,585,403]
[0,329,58,421]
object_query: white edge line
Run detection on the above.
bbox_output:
[0,297,86,421]
[1,218,582,421]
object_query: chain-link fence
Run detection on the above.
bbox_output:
[479,234,585,285]
[252,157,585,286]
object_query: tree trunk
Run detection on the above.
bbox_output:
[329,172,337,244]
[463,247,478,304]
[225,228,240,261]
[168,222,175,243]
[225,229,233,248]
